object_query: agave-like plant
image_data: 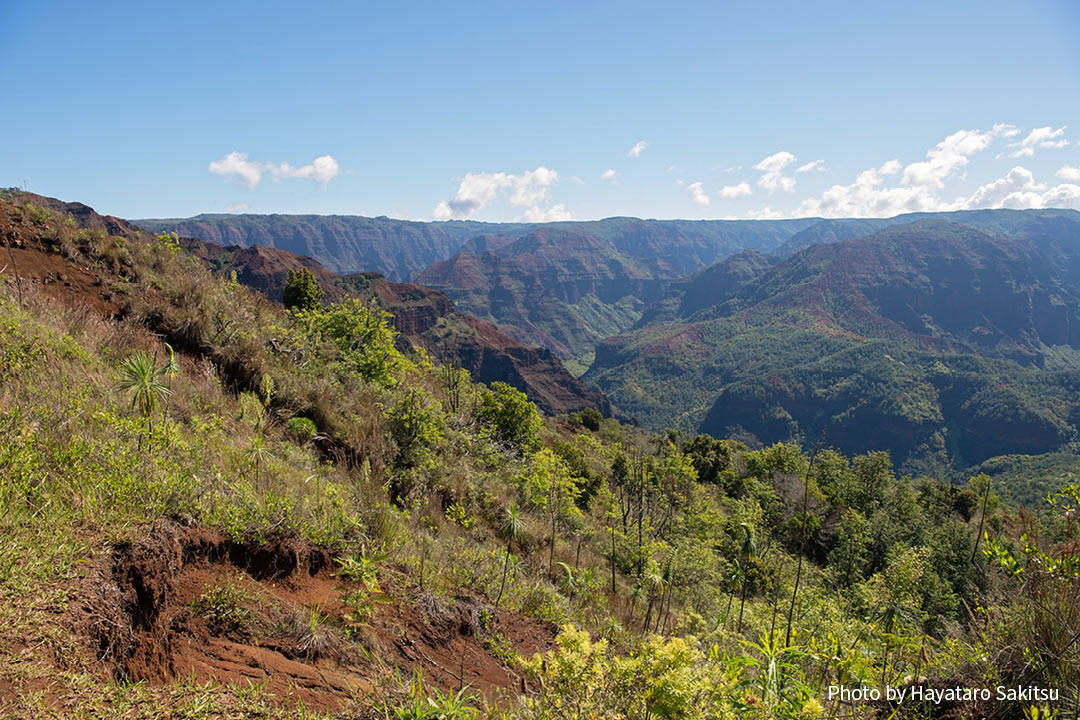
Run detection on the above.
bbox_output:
[244,435,272,487]
[495,505,526,608]
[118,350,171,447]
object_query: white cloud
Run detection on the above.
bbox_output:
[901,129,993,189]
[209,151,265,190]
[718,181,752,198]
[796,160,826,173]
[1041,184,1080,209]
[510,166,559,207]
[797,160,935,218]
[627,140,648,158]
[685,181,710,206]
[880,159,902,175]
[432,166,569,221]
[748,207,784,220]
[754,151,797,193]
[748,125,1078,219]
[209,151,341,190]
[601,168,618,182]
[225,202,250,213]
[1000,126,1069,158]
[1056,166,1080,181]
[960,166,1080,210]
[269,154,341,187]
[962,166,1047,209]
[520,203,573,222]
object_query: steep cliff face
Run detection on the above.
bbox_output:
[417,228,677,364]
[178,237,611,417]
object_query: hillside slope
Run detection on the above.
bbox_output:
[587,219,1080,469]
[181,238,611,416]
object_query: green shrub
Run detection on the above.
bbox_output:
[285,415,319,443]
[476,382,541,453]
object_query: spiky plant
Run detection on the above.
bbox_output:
[244,435,271,488]
[737,522,757,634]
[495,505,526,608]
[118,350,171,447]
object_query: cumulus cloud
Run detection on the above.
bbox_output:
[1000,126,1069,158]
[1041,184,1080,209]
[796,160,934,218]
[269,155,341,187]
[209,151,341,189]
[963,166,1047,209]
[601,168,618,182]
[754,151,798,193]
[1056,166,1080,181]
[627,140,648,158]
[748,125,1078,219]
[225,202,250,213]
[748,207,784,220]
[432,166,569,221]
[901,129,993,189]
[796,154,1080,219]
[718,181,752,198]
[520,203,573,221]
[796,160,827,173]
[962,166,1080,210]
[880,159,902,175]
[685,181,710,206]
[209,151,265,190]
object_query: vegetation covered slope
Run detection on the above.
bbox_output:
[588,218,1080,472]
[180,236,612,417]
[2,192,1078,719]
[417,227,678,370]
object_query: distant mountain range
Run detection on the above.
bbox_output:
[136,213,815,283]
[587,212,1080,470]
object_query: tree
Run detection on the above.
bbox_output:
[579,407,603,432]
[118,350,172,447]
[514,449,583,571]
[283,268,323,311]
[495,505,527,608]
[476,382,542,453]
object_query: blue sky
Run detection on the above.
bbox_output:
[2,0,1079,221]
